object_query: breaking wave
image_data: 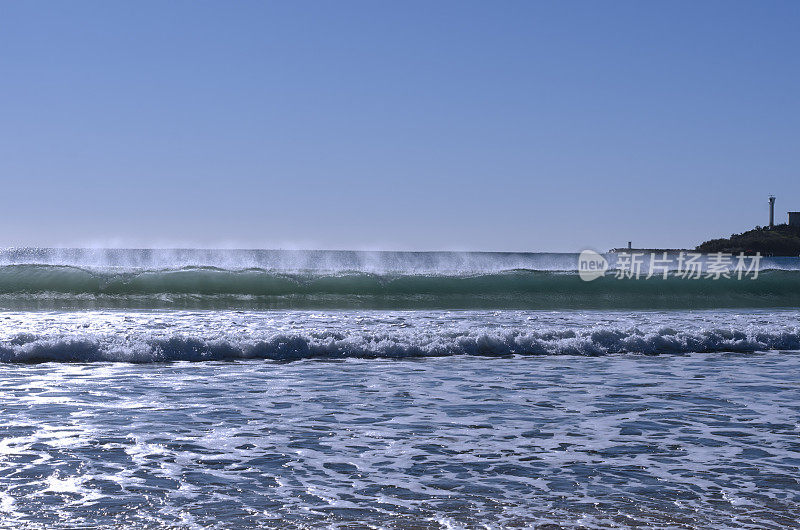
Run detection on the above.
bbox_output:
[0,264,798,309]
[0,249,795,309]
[2,326,799,363]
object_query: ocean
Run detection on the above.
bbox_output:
[0,249,798,528]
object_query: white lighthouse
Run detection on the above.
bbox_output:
[769,195,775,229]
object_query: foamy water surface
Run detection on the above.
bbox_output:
[0,309,798,527]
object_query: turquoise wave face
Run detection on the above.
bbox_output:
[0,264,798,309]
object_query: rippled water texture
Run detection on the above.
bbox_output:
[0,342,798,527]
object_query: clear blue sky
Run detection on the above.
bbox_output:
[1,1,798,251]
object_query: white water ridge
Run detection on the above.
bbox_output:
[1,309,799,363]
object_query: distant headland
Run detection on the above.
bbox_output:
[695,223,800,256]
[612,197,800,257]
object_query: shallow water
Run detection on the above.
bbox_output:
[0,318,799,527]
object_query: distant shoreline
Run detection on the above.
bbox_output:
[609,248,690,253]
[611,223,800,257]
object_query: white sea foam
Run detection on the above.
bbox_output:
[0,309,798,363]
[0,341,797,527]
[0,307,798,527]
